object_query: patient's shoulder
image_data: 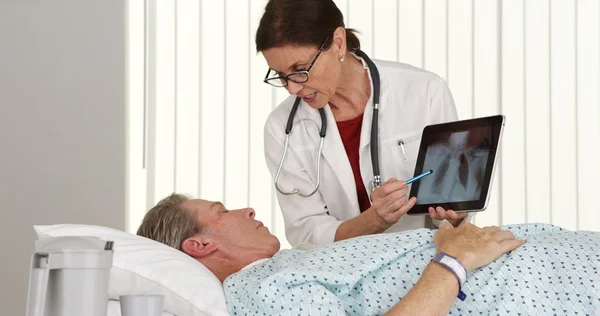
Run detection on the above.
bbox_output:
[292,241,320,250]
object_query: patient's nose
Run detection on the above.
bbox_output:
[244,208,255,219]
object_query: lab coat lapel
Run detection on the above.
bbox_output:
[359,102,374,154]
[359,101,375,192]
[299,102,360,213]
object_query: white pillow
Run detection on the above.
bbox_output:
[34,224,230,316]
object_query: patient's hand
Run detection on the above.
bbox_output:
[429,206,468,227]
[433,221,525,272]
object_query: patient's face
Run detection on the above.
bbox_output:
[182,199,281,256]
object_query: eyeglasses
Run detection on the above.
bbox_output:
[263,37,329,88]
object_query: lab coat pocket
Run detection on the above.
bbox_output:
[385,131,421,180]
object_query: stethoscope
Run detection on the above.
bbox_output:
[274,50,382,197]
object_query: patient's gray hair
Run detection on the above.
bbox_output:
[137,193,203,251]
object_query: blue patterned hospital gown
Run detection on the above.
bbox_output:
[224,224,600,315]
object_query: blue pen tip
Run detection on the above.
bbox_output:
[429,169,433,174]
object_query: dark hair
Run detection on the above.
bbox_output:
[255,0,360,53]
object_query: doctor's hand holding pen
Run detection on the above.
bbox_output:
[369,178,417,229]
[374,171,468,228]
[334,178,418,242]
[369,176,466,228]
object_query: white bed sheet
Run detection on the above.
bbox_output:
[107,300,175,316]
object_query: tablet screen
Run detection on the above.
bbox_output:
[416,126,493,204]
[408,115,505,214]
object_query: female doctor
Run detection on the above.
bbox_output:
[256,0,471,247]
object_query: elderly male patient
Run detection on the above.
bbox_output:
[138,194,600,315]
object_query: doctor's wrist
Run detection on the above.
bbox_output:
[335,210,390,241]
[365,207,393,232]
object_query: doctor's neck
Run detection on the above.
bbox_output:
[328,52,372,122]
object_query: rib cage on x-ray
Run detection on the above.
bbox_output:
[416,134,491,205]
[431,150,487,200]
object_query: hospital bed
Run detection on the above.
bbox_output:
[33,223,600,316]
[107,301,175,316]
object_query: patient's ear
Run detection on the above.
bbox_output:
[181,236,218,259]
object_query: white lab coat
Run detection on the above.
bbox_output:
[264,56,462,247]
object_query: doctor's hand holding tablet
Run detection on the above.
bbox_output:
[257,0,501,247]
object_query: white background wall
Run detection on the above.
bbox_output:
[129,0,600,249]
[0,1,126,314]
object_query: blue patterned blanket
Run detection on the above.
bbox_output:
[224,224,600,315]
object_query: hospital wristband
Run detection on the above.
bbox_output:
[431,252,468,301]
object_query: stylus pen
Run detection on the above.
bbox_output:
[406,169,433,184]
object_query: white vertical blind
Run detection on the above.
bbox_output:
[398,0,424,67]
[175,0,200,196]
[224,0,250,209]
[576,0,600,231]
[525,0,552,224]
[500,0,526,225]
[373,0,398,61]
[145,0,177,208]
[199,0,225,203]
[550,0,578,230]
[424,0,447,79]
[127,0,600,244]
[447,0,473,121]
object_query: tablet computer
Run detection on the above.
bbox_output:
[407,115,505,214]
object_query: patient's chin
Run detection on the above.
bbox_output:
[269,236,281,253]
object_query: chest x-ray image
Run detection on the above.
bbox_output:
[416,126,493,205]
